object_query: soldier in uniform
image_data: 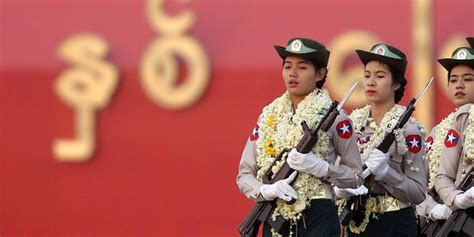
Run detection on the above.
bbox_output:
[416,39,474,228]
[335,44,427,236]
[434,46,474,227]
[236,37,363,237]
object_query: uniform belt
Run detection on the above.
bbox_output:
[310,185,333,200]
[366,195,410,213]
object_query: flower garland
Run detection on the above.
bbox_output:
[350,104,409,164]
[255,89,333,235]
[426,111,456,187]
[347,104,412,233]
[348,198,377,234]
[427,105,474,187]
[463,105,474,161]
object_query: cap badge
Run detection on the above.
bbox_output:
[374,46,385,56]
[455,49,467,60]
[290,40,302,52]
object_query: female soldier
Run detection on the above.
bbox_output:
[237,37,363,237]
[335,44,427,236]
[416,41,474,229]
[434,46,474,234]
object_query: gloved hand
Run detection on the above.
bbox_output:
[365,149,390,180]
[287,148,329,177]
[454,187,474,209]
[259,171,298,201]
[429,204,453,220]
[334,185,368,199]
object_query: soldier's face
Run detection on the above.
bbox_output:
[282,56,324,99]
[447,65,474,106]
[362,61,400,105]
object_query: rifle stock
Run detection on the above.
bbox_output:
[435,169,474,237]
[238,101,340,237]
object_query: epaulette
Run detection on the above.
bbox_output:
[454,103,472,121]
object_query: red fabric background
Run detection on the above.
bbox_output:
[0,0,473,236]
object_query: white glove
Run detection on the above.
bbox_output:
[259,171,298,201]
[334,185,368,199]
[365,149,389,180]
[454,187,474,209]
[429,204,453,220]
[287,148,329,177]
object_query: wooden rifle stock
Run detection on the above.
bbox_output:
[238,101,339,237]
[435,169,474,237]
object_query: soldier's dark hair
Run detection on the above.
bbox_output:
[308,59,328,89]
[447,65,474,82]
[388,66,407,104]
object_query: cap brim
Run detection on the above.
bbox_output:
[355,49,406,74]
[437,58,474,72]
[275,45,296,60]
[274,45,329,67]
[467,37,474,48]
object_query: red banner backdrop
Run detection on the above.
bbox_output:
[0,0,473,236]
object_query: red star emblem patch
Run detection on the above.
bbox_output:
[444,129,460,148]
[249,124,259,141]
[406,134,422,153]
[425,136,434,153]
[336,120,353,139]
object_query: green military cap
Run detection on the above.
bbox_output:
[274,37,330,67]
[438,47,474,72]
[355,43,408,75]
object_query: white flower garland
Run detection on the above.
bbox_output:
[463,105,474,161]
[255,89,333,234]
[350,104,408,164]
[426,111,456,187]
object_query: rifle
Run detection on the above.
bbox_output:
[435,168,474,237]
[238,82,359,237]
[419,187,444,236]
[339,77,434,227]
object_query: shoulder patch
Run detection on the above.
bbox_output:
[336,119,353,139]
[406,134,422,153]
[425,136,434,153]
[444,129,460,148]
[249,124,259,141]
